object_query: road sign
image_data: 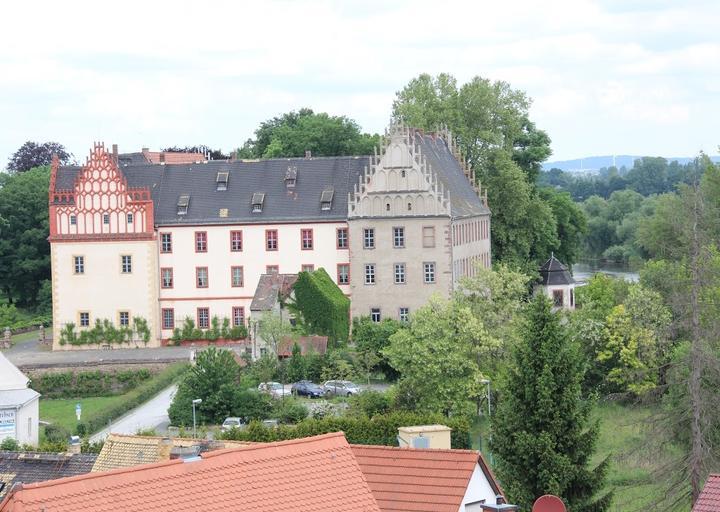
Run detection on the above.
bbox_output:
[75,403,82,421]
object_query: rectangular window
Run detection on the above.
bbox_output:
[301,264,315,272]
[196,267,209,288]
[103,213,110,225]
[399,307,409,322]
[266,230,278,251]
[195,231,207,252]
[230,230,243,252]
[232,306,245,327]
[162,308,175,329]
[301,229,314,250]
[160,233,172,253]
[370,308,381,323]
[231,266,244,287]
[394,263,406,284]
[363,228,375,249]
[127,213,134,224]
[266,265,279,274]
[423,262,436,283]
[423,226,436,248]
[393,227,405,248]
[336,228,348,249]
[365,264,376,285]
[74,256,84,274]
[121,255,132,274]
[337,264,350,285]
[553,289,564,307]
[161,268,173,288]
[119,311,130,327]
[197,308,210,329]
[70,215,77,226]
[79,312,90,327]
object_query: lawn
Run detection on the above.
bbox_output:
[472,401,687,512]
[40,395,127,434]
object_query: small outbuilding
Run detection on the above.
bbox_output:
[537,254,577,310]
[0,353,39,447]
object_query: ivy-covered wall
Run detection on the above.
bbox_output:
[292,268,350,345]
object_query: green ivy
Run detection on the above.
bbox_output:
[291,268,349,345]
[171,316,248,345]
[58,317,152,346]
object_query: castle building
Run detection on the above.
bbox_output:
[48,126,490,350]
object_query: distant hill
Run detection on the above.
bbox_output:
[544,155,720,173]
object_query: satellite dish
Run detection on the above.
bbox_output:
[532,495,566,512]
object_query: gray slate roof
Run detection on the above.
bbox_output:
[250,274,298,312]
[52,132,488,224]
[414,132,490,218]
[539,255,576,286]
[0,452,97,498]
[0,389,40,408]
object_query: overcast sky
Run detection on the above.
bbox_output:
[1,0,718,167]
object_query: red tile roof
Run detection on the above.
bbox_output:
[695,475,720,512]
[278,335,328,357]
[142,151,205,164]
[351,444,503,512]
[0,433,380,512]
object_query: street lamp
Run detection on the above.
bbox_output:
[192,399,202,439]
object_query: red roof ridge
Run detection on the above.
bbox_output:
[350,443,480,456]
[202,431,347,459]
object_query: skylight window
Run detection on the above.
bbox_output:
[251,192,265,213]
[320,188,334,211]
[177,194,190,215]
[216,171,229,191]
[285,166,297,188]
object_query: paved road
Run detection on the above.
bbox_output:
[90,384,178,443]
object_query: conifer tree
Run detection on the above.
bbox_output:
[492,295,611,511]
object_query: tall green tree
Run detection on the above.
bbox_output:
[492,295,611,511]
[236,108,380,158]
[0,166,51,306]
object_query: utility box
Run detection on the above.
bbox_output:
[397,425,452,449]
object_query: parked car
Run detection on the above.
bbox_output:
[322,380,360,397]
[291,380,324,398]
[221,417,245,432]
[258,382,291,399]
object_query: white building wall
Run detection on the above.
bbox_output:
[157,221,350,339]
[451,215,492,283]
[15,397,40,446]
[51,240,159,349]
[458,463,500,511]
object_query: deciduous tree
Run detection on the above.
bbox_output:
[7,141,71,173]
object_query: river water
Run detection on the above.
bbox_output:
[572,262,640,283]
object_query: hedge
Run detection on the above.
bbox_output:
[221,411,471,449]
[292,268,350,345]
[33,369,152,399]
[77,362,189,435]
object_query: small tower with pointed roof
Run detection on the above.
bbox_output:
[537,253,576,310]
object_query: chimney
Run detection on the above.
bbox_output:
[305,150,311,159]
[397,425,452,449]
[67,435,81,455]
[159,153,165,163]
[112,144,118,164]
[158,438,173,461]
[141,147,149,152]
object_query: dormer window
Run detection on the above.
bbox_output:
[252,192,265,213]
[285,166,297,189]
[320,189,334,211]
[177,194,190,215]
[216,171,229,191]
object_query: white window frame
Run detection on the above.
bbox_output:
[370,308,381,323]
[393,227,405,248]
[399,307,409,322]
[363,228,375,249]
[394,263,406,284]
[423,262,436,284]
[74,256,85,274]
[121,255,132,274]
[364,264,376,285]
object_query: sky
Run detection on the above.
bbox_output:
[1,0,718,167]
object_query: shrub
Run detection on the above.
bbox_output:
[347,390,391,418]
[272,397,309,424]
[0,437,19,451]
[33,369,154,399]
[45,424,71,444]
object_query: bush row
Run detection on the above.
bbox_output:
[32,369,153,399]
[59,317,151,346]
[221,410,471,449]
[76,362,189,435]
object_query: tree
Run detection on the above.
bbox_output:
[257,311,292,355]
[351,317,403,379]
[7,141,71,173]
[162,145,228,160]
[383,296,493,417]
[492,296,611,511]
[539,188,588,266]
[0,166,51,306]
[236,108,380,159]
[286,343,306,383]
[168,347,241,425]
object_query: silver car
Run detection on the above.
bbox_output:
[322,380,360,397]
[258,382,291,399]
[221,417,244,432]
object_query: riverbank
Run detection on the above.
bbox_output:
[573,262,640,283]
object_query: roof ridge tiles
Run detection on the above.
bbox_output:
[200,431,346,459]
[350,444,480,455]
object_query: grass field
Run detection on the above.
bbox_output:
[472,401,688,511]
[40,395,127,433]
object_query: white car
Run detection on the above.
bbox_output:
[322,380,361,397]
[221,417,245,432]
[258,382,291,399]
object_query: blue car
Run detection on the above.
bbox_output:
[291,380,324,398]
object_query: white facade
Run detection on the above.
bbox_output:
[157,222,349,339]
[459,463,503,511]
[0,352,40,446]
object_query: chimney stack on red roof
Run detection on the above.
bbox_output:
[305,150,312,158]
[159,152,165,163]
